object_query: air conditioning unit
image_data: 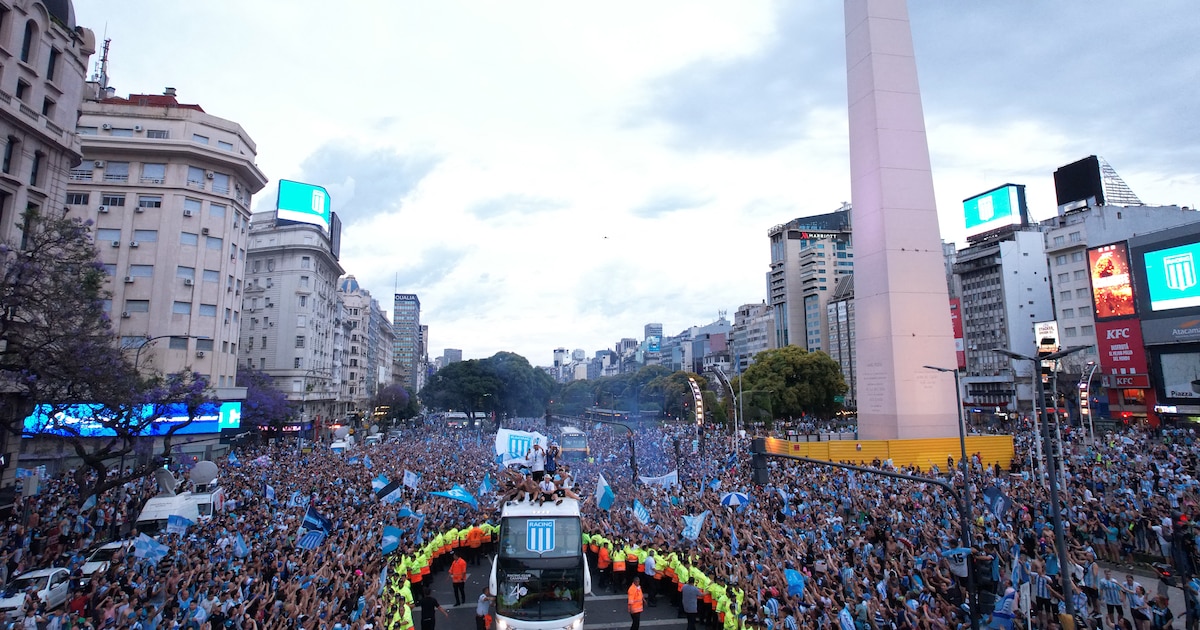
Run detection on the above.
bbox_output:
[227,286,233,292]
[93,160,105,168]
[101,123,112,130]
[120,311,131,318]
[134,207,144,213]
[133,125,143,132]
[195,351,206,358]
[183,209,193,217]
[129,241,139,248]
[269,322,275,327]
[110,240,120,248]
[205,171,215,179]
[97,206,108,213]
[201,228,210,235]
[183,278,194,286]
[123,276,134,283]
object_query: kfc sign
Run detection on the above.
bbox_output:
[1095,319,1149,382]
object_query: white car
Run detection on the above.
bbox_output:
[81,540,133,582]
[0,568,70,621]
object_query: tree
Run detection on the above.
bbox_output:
[236,368,295,438]
[1,208,218,502]
[735,346,848,422]
[371,383,418,423]
[418,352,554,423]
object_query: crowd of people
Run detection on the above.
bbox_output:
[0,413,1197,630]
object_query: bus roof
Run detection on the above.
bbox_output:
[559,427,585,436]
[500,497,581,518]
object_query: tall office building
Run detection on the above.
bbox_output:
[443,349,462,365]
[729,302,775,373]
[77,88,267,393]
[825,276,856,408]
[242,205,345,431]
[392,293,421,393]
[766,205,853,351]
[337,276,395,419]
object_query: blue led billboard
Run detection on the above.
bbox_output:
[1143,242,1200,312]
[276,180,331,233]
[24,401,241,438]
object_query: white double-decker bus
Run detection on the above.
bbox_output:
[490,498,590,630]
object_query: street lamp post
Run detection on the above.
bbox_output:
[923,365,977,626]
[996,345,1091,624]
[735,387,773,462]
[1079,362,1100,446]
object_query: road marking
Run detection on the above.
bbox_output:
[585,594,628,601]
[585,621,685,629]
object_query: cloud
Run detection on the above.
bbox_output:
[468,195,565,220]
[633,3,845,152]
[295,144,441,225]
[631,192,714,218]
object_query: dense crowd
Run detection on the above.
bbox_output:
[1,414,1198,630]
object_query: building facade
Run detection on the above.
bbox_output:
[766,205,852,352]
[825,276,855,409]
[337,276,395,419]
[728,302,774,374]
[77,89,267,394]
[392,293,420,393]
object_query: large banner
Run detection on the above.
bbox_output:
[494,429,549,466]
[1095,319,1149,384]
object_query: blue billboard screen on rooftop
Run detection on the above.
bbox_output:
[276,180,331,233]
[23,401,241,438]
[963,184,1026,237]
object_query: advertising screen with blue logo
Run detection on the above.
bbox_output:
[963,185,1024,236]
[1143,241,1200,311]
[526,519,556,553]
[276,180,331,233]
[24,401,241,438]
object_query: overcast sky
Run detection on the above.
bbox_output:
[74,1,1200,366]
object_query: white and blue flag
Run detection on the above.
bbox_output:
[382,526,402,555]
[494,429,549,466]
[639,470,679,489]
[303,506,333,534]
[526,519,557,554]
[363,455,373,470]
[402,469,421,490]
[297,530,326,550]
[430,484,479,510]
[234,533,250,558]
[133,533,169,563]
[594,474,615,511]
[478,473,495,496]
[265,484,276,502]
[682,510,710,541]
[228,452,240,466]
[166,514,194,536]
[289,491,310,508]
[371,475,390,494]
[632,499,651,525]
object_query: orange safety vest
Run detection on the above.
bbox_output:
[613,556,626,572]
[468,527,484,549]
[450,558,467,583]
[628,584,644,614]
[598,547,611,570]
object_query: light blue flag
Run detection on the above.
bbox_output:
[265,485,276,502]
[478,473,495,496]
[402,470,421,490]
[234,533,250,558]
[413,514,426,545]
[730,523,739,554]
[594,474,616,511]
[430,484,479,510]
[297,530,326,550]
[347,456,361,465]
[363,455,373,470]
[133,533,169,563]
[785,569,806,596]
[708,479,721,492]
[632,499,651,525]
[382,526,402,555]
[397,507,416,519]
[289,491,309,508]
[779,488,795,517]
[681,510,710,541]
[166,514,194,536]
[81,495,97,511]
[371,475,390,494]
[228,452,240,466]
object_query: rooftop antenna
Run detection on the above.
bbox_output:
[89,34,111,90]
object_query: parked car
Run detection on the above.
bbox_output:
[0,568,70,621]
[80,540,133,582]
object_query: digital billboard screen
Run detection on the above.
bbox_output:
[1088,243,1136,320]
[276,180,331,233]
[1142,241,1200,312]
[24,401,241,438]
[1053,155,1104,211]
[1095,319,1149,377]
[963,184,1027,237]
[1157,350,1200,401]
[646,335,661,353]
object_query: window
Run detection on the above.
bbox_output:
[138,195,162,209]
[110,128,134,137]
[1081,325,1094,335]
[1062,308,1074,319]
[101,193,126,206]
[199,304,217,317]
[65,192,88,205]
[1065,327,1078,338]
[187,166,205,187]
[179,232,198,246]
[192,134,209,144]
[96,228,120,242]
[252,260,260,273]
[124,300,150,313]
[300,276,309,288]
[76,127,98,136]
[295,336,305,348]
[262,336,267,348]
[184,198,202,214]
[1053,235,1065,246]
[128,264,153,277]
[247,337,254,350]
[28,152,41,186]
[260,358,266,370]
[1069,231,1082,243]
[101,263,116,276]
[196,338,214,352]
[1054,254,1068,266]
[1059,290,1072,302]
[15,80,29,102]
[203,269,219,283]
[211,172,230,194]
[294,357,302,369]
[3,137,18,174]
[20,20,36,63]
[301,256,311,269]
[41,98,54,117]
[1057,273,1069,283]
[1071,251,1085,262]
[172,301,191,314]
[141,163,165,184]
[206,235,223,250]
[46,48,60,81]
[104,161,130,183]
[209,203,226,218]
[298,295,307,308]
[1075,288,1089,299]
[176,266,195,280]
[132,229,158,242]
[146,129,169,139]
[168,337,189,350]
[297,315,306,327]
[218,140,234,151]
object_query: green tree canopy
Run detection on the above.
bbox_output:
[734,346,847,421]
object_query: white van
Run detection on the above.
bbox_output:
[135,494,201,536]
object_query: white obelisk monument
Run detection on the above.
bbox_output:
[845,0,959,439]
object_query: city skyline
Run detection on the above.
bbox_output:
[74,1,1200,364]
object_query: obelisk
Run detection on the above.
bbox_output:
[845,0,959,439]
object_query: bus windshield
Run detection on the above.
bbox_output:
[496,557,585,621]
[499,516,581,559]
